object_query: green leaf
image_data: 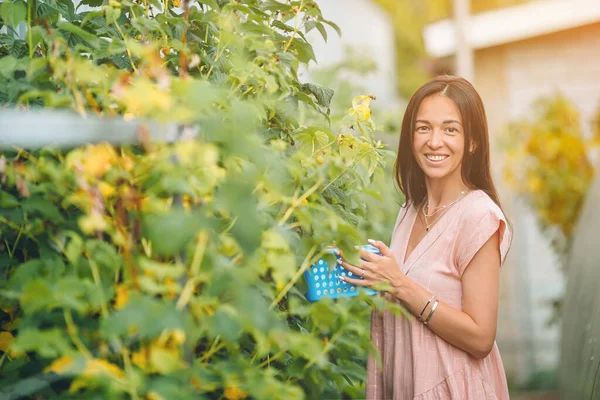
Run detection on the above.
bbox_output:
[132,16,162,33]
[208,305,242,342]
[0,191,19,207]
[304,20,317,34]
[0,1,27,26]
[21,197,63,221]
[301,82,334,109]
[78,0,103,7]
[271,20,293,33]
[142,209,213,257]
[38,0,75,21]
[103,5,121,25]
[57,21,101,48]
[315,22,328,43]
[292,38,316,64]
[102,293,186,339]
[9,328,73,358]
[20,279,54,314]
[259,0,290,12]
[322,19,342,37]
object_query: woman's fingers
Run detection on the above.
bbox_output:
[359,248,379,262]
[342,275,370,287]
[337,258,376,285]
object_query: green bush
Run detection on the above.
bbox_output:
[0,1,404,398]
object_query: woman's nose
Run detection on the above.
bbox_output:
[427,129,443,148]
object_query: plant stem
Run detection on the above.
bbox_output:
[27,0,33,59]
[114,22,138,73]
[321,157,361,192]
[121,346,140,400]
[176,231,208,310]
[283,1,304,53]
[278,177,324,226]
[200,336,225,363]
[88,258,109,317]
[64,310,92,359]
[304,330,343,370]
[270,244,320,309]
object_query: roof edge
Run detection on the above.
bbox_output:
[423,0,600,58]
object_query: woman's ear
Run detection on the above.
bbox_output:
[469,142,477,155]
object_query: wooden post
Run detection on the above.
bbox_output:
[453,0,474,82]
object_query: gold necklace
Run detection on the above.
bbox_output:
[421,190,468,231]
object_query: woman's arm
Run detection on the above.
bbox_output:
[393,230,501,359]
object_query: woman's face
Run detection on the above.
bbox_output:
[412,94,467,183]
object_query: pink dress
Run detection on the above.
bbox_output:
[366,190,511,400]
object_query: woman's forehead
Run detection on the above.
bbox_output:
[415,95,461,121]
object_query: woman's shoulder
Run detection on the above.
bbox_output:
[457,189,506,224]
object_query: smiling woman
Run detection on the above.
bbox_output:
[337,76,512,399]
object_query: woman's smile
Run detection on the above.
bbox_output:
[424,153,450,163]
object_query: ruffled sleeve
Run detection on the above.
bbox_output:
[454,197,511,277]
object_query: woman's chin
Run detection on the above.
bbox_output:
[422,169,451,180]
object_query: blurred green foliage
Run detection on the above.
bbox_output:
[0,0,405,399]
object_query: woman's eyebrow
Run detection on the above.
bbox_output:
[415,119,463,125]
[443,119,462,125]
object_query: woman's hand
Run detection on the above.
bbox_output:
[336,239,405,292]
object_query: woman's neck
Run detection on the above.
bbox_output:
[423,178,469,210]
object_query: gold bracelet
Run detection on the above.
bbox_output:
[423,300,439,325]
[418,294,435,321]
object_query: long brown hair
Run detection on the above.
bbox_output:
[394,75,504,211]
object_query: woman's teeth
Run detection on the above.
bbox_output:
[426,155,448,161]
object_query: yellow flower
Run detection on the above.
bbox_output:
[348,94,375,121]
[224,386,248,400]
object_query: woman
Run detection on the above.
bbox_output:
[337,75,512,399]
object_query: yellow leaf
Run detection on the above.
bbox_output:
[147,392,166,400]
[170,329,186,345]
[69,377,87,393]
[99,182,115,199]
[132,348,150,370]
[78,212,107,235]
[84,358,125,379]
[114,285,129,310]
[44,355,74,374]
[82,144,118,178]
[190,376,202,390]
[121,155,134,172]
[0,331,13,352]
[224,386,248,400]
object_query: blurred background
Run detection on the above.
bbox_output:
[304,0,600,398]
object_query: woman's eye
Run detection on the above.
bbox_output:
[446,127,458,134]
[416,126,429,132]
